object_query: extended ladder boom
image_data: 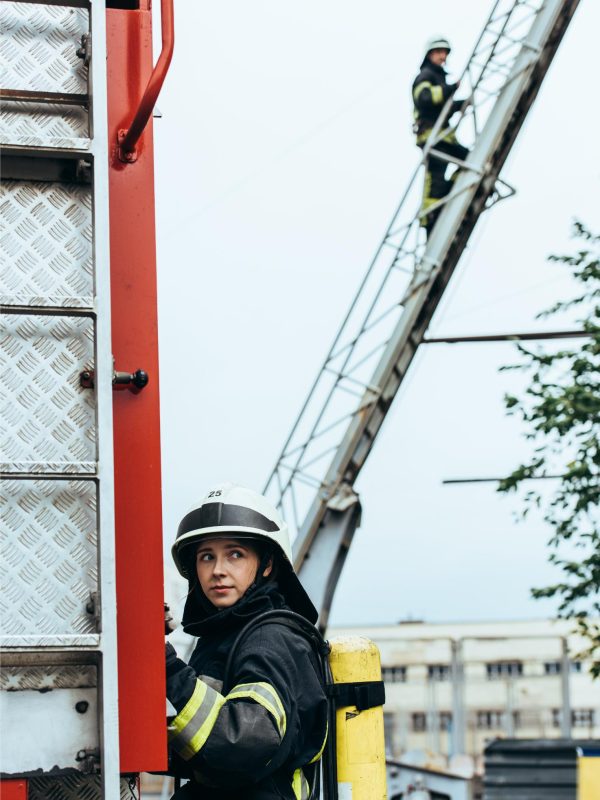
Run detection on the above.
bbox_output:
[265,0,580,627]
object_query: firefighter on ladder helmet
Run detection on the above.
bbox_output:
[412,35,468,236]
[424,35,452,56]
[165,483,327,800]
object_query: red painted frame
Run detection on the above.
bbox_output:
[0,781,28,800]
[106,3,167,772]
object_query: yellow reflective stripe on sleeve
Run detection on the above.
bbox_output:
[430,85,443,104]
[413,81,431,102]
[413,81,432,103]
[309,719,328,764]
[168,679,225,761]
[226,681,286,737]
[413,82,444,106]
[292,768,310,800]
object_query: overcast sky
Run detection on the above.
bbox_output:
[154,1,599,627]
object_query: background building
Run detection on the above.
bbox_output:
[328,618,600,773]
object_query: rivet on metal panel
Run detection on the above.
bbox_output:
[80,370,95,389]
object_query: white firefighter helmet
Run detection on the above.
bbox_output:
[172,482,317,622]
[424,36,451,57]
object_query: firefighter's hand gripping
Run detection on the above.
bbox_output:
[164,601,178,635]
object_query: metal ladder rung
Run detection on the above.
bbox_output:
[0,89,88,107]
[0,0,90,6]
[1,303,95,317]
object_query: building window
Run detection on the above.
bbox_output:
[382,666,407,683]
[440,711,453,732]
[552,708,594,728]
[544,660,583,675]
[544,661,561,675]
[572,709,595,728]
[486,661,523,680]
[428,664,450,682]
[411,712,427,732]
[476,710,503,730]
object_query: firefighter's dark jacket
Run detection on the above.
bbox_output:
[412,57,462,141]
[166,580,328,800]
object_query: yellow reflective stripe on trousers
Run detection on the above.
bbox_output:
[226,681,286,737]
[292,768,310,800]
[416,127,458,146]
[169,679,225,761]
[309,719,328,764]
[413,81,444,105]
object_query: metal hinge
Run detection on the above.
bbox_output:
[76,747,100,774]
[76,33,92,67]
[85,591,100,628]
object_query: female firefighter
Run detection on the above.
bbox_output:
[165,483,328,800]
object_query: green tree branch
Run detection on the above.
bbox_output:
[498,221,600,675]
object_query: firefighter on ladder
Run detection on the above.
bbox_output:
[165,483,328,800]
[413,36,468,235]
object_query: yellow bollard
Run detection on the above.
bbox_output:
[328,635,387,800]
[578,750,600,799]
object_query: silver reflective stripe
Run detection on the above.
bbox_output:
[170,680,225,760]
[227,681,286,737]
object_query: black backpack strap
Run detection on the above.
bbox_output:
[222,609,330,694]
[325,680,385,711]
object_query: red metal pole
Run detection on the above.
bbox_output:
[107,5,167,771]
[0,781,28,800]
[118,0,174,162]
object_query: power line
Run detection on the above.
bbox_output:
[423,330,590,345]
[443,475,565,485]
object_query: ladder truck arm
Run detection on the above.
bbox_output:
[265,0,580,629]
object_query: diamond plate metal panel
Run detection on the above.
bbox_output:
[28,776,139,800]
[0,105,89,145]
[0,479,98,639]
[0,314,96,473]
[0,2,89,143]
[0,181,93,308]
[0,664,96,691]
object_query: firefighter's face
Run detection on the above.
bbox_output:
[196,538,272,608]
[428,48,449,66]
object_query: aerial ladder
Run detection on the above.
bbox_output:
[265,0,580,630]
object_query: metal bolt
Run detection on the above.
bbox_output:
[75,700,89,714]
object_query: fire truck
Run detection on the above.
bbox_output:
[1,0,172,796]
[0,0,584,798]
